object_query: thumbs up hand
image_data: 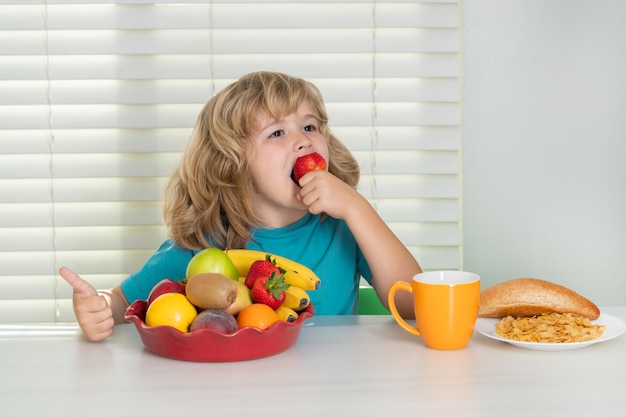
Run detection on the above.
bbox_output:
[59,267,115,342]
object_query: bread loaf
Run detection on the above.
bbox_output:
[478,278,600,320]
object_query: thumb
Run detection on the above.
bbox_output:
[59,266,98,298]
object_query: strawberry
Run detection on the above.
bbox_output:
[251,271,290,309]
[244,254,284,289]
[292,152,327,182]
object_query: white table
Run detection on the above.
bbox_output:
[1,307,625,417]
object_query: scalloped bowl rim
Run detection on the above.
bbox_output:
[125,299,314,339]
[124,299,314,361]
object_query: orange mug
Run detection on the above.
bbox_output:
[388,271,480,350]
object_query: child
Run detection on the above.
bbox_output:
[60,71,422,341]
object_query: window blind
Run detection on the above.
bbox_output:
[0,0,461,324]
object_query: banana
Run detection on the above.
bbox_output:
[283,285,310,311]
[282,269,320,292]
[225,249,320,291]
[274,305,299,322]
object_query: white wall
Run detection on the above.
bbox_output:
[462,0,626,306]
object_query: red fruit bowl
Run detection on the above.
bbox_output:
[124,300,314,362]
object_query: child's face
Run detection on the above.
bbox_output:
[247,101,329,227]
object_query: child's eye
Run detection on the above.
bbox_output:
[304,124,317,132]
[269,130,284,138]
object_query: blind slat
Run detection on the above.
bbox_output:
[0,78,460,105]
[1,54,459,80]
[5,4,458,30]
[1,126,459,154]
[0,202,162,227]
[1,102,459,129]
[0,178,166,203]
[2,150,458,179]
[2,28,459,55]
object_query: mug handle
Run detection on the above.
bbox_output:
[388,281,421,336]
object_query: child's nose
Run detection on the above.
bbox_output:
[293,131,313,150]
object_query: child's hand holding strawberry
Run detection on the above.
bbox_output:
[293,152,364,220]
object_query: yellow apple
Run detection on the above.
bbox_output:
[224,280,253,315]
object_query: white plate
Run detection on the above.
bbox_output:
[475,312,626,351]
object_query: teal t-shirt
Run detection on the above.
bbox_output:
[120,213,371,315]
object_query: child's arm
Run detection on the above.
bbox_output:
[59,267,129,341]
[298,171,421,318]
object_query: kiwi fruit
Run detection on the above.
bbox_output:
[185,272,238,310]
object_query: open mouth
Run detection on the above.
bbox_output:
[290,169,299,185]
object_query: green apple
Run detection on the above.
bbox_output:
[186,248,239,281]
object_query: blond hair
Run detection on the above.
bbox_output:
[163,71,360,250]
